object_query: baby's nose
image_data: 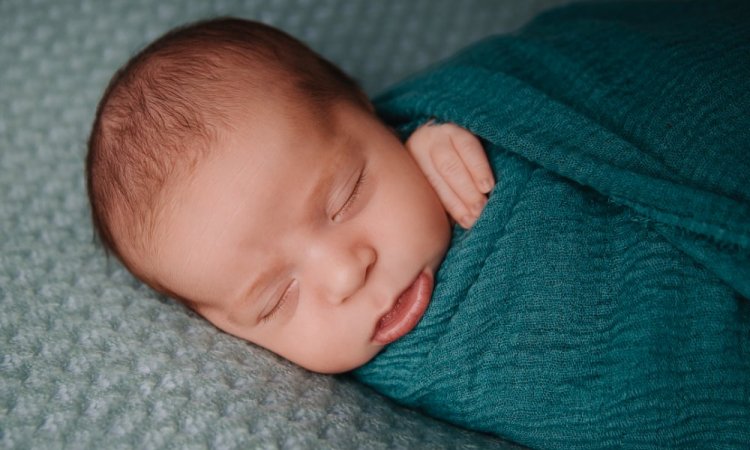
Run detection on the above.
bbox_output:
[307,240,376,304]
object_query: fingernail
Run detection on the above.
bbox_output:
[461,215,475,229]
[480,178,494,193]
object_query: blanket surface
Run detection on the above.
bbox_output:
[354,1,750,448]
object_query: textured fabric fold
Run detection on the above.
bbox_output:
[354,1,750,448]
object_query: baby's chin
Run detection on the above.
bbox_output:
[295,346,383,374]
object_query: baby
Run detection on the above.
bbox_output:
[88,5,750,446]
[86,17,494,374]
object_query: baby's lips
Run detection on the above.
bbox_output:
[372,271,433,345]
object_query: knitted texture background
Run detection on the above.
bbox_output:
[0,0,588,448]
[354,1,750,448]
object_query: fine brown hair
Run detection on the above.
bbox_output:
[86,17,368,289]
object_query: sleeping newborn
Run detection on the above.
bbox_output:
[86,18,493,374]
[88,2,750,447]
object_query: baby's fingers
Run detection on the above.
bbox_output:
[429,142,488,227]
[445,123,495,194]
[422,165,475,229]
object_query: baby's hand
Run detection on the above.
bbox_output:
[406,121,495,229]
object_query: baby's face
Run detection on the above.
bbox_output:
[149,99,451,373]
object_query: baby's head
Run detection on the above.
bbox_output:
[87,18,451,373]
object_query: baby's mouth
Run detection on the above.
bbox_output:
[372,271,433,345]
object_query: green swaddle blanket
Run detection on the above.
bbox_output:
[353,1,750,448]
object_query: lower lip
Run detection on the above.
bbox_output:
[372,271,433,345]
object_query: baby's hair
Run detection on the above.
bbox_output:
[86,18,368,290]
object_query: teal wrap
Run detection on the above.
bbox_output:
[353,1,750,448]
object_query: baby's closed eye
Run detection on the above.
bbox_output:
[333,165,368,222]
[260,279,298,323]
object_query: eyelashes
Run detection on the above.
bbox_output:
[260,279,298,323]
[333,166,368,222]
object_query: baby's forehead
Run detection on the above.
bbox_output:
[181,110,333,184]
[190,96,377,194]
